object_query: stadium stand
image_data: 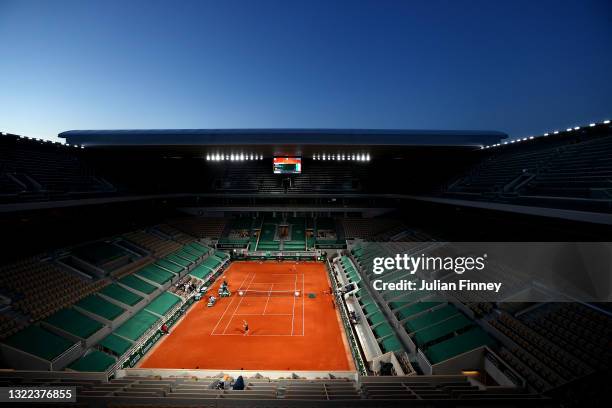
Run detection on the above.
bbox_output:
[75,294,126,321]
[257,220,281,251]
[283,217,307,250]
[153,224,194,245]
[487,303,612,392]
[445,122,612,211]
[206,159,370,193]
[119,274,158,295]
[525,135,612,197]
[0,371,546,404]
[0,133,114,202]
[134,264,175,286]
[99,333,133,357]
[0,211,606,405]
[113,309,160,342]
[342,218,404,239]
[68,349,116,373]
[0,257,105,320]
[123,230,182,257]
[155,258,183,274]
[169,217,227,239]
[425,327,495,364]
[345,242,496,371]
[144,292,181,316]
[2,325,77,362]
[218,218,254,248]
[43,307,105,340]
[0,314,26,340]
[0,122,611,406]
[315,218,345,248]
[99,284,144,307]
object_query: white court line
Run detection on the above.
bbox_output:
[302,272,305,335]
[210,272,252,335]
[254,282,290,284]
[213,334,305,337]
[211,270,308,337]
[262,283,274,315]
[221,272,257,334]
[291,274,297,335]
[234,313,293,316]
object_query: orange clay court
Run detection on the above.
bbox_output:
[139,261,354,371]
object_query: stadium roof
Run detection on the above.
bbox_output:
[60,129,506,150]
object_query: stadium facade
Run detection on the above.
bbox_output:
[60,128,506,148]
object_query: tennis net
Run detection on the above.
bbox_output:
[237,289,301,297]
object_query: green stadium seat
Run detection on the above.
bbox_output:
[165,254,191,267]
[135,264,174,285]
[214,250,229,259]
[98,333,133,356]
[3,326,75,361]
[100,283,143,306]
[114,309,160,341]
[68,350,116,372]
[75,294,126,321]
[413,314,473,346]
[368,311,387,326]
[200,255,224,271]
[189,242,210,252]
[425,327,495,364]
[404,304,459,333]
[175,250,199,262]
[396,302,442,321]
[388,291,427,310]
[190,264,212,279]
[145,292,181,316]
[373,322,394,339]
[119,274,157,294]
[155,259,183,273]
[182,245,205,257]
[364,303,381,316]
[380,334,403,353]
[44,308,104,339]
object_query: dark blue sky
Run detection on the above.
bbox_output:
[0,0,610,141]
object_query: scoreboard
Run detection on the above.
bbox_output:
[273,157,301,174]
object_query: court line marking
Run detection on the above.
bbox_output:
[211,270,306,337]
[252,281,292,284]
[291,274,297,335]
[234,313,293,316]
[210,272,252,335]
[302,271,305,335]
[262,283,274,315]
[222,272,257,334]
[211,333,305,337]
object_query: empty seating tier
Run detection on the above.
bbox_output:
[113,310,159,342]
[118,275,157,295]
[75,294,126,321]
[425,327,495,364]
[68,350,116,372]
[99,284,143,307]
[43,308,104,339]
[3,325,76,362]
[144,292,181,317]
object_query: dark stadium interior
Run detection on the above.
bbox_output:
[0,123,610,407]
